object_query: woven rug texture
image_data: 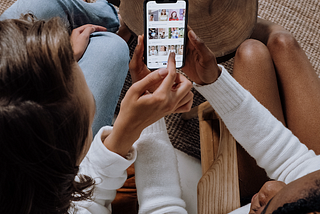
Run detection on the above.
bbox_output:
[1,0,319,160]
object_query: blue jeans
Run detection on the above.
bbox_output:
[1,0,130,135]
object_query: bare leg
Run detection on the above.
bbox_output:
[233,39,286,125]
[233,39,280,199]
[261,21,320,154]
[232,18,320,198]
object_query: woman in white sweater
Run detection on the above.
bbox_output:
[0,16,193,213]
[2,0,319,211]
[0,0,194,213]
[80,19,320,212]
[121,17,320,213]
[181,19,320,213]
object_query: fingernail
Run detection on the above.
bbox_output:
[189,30,197,41]
[158,68,168,77]
[138,35,141,45]
[170,52,175,58]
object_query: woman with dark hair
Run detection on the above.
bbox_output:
[0,0,193,213]
[149,14,154,21]
[1,0,132,136]
[0,17,96,213]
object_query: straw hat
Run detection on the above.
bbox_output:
[119,0,258,58]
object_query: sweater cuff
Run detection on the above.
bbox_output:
[83,126,137,174]
[193,65,249,116]
[140,118,167,136]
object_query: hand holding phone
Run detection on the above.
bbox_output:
[144,0,188,69]
[130,35,153,84]
[182,27,221,85]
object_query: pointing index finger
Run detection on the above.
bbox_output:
[157,52,177,92]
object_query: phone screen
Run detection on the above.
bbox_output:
[145,0,187,69]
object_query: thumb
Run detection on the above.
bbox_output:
[130,35,144,72]
[131,35,144,63]
[188,29,215,61]
[128,68,168,98]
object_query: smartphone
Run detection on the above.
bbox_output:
[144,0,188,69]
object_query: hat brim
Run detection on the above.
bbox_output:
[120,0,258,58]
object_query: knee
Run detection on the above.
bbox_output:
[103,32,130,61]
[102,33,130,77]
[235,39,270,62]
[80,32,130,80]
[267,30,300,54]
[92,32,130,67]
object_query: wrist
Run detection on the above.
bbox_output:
[199,65,222,85]
[74,52,82,62]
[210,65,222,84]
[103,119,143,157]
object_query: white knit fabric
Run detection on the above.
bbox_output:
[194,65,320,213]
[74,65,320,214]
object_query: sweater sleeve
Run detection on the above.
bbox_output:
[228,204,251,214]
[194,65,320,184]
[133,118,187,214]
[72,126,137,214]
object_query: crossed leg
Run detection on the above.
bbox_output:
[232,18,320,199]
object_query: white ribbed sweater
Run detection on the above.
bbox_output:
[195,65,320,213]
[74,65,320,214]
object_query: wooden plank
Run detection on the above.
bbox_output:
[198,101,219,174]
[199,119,215,174]
[197,119,240,214]
[198,101,216,174]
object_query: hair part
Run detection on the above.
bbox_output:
[0,15,94,213]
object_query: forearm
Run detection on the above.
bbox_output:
[134,118,187,214]
[104,120,143,157]
[194,66,319,183]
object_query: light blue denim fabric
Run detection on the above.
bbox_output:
[0,0,130,135]
[78,32,129,134]
[0,0,120,31]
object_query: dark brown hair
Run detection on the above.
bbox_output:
[0,15,94,213]
[261,179,320,214]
